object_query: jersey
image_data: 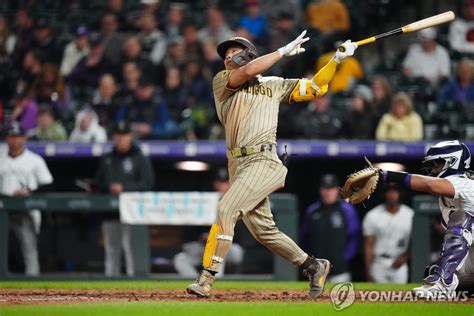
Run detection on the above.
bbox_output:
[363,204,414,258]
[0,149,53,195]
[439,175,474,226]
[212,70,298,149]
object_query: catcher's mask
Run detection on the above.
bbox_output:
[421,140,471,178]
[217,37,259,66]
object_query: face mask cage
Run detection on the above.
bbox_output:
[231,48,258,66]
[420,157,457,177]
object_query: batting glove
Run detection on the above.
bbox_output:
[278,30,310,57]
[333,40,358,64]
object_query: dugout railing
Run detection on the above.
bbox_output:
[0,193,299,281]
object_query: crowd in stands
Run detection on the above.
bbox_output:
[0,0,473,142]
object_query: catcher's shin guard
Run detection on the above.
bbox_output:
[202,224,233,273]
[426,212,472,285]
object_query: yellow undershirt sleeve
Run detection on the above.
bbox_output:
[289,58,337,103]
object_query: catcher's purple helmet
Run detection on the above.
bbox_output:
[421,140,471,178]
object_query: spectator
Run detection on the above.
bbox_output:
[161,66,188,122]
[449,0,474,55]
[341,85,375,139]
[182,23,204,61]
[11,9,34,66]
[27,106,67,141]
[294,93,342,139]
[202,39,222,76]
[238,0,267,43]
[0,123,53,276]
[69,109,107,143]
[181,60,214,139]
[268,12,299,77]
[0,15,16,100]
[315,40,363,93]
[363,185,414,283]
[198,7,233,44]
[121,35,155,76]
[9,90,38,133]
[164,2,185,41]
[301,174,360,282]
[69,33,112,91]
[375,92,423,141]
[16,50,42,94]
[138,12,167,65]
[120,61,142,98]
[183,60,213,108]
[103,0,128,31]
[438,58,474,107]
[30,63,73,119]
[31,19,62,64]
[402,28,450,86]
[163,37,186,68]
[91,74,120,130]
[118,76,181,139]
[60,26,90,77]
[371,75,392,118]
[100,13,124,68]
[0,15,17,60]
[173,168,244,278]
[140,0,165,22]
[94,121,154,277]
[306,0,350,37]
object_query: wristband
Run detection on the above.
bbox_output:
[384,171,412,189]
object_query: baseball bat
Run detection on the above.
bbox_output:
[338,11,455,51]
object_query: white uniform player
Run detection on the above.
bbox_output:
[380,140,473,297]
[437,175,474,288]
[363,189,414,284]
[0,124,53,275]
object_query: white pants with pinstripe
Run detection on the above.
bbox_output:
[210,151,308,271]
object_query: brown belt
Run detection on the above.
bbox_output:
[227,144,275,158]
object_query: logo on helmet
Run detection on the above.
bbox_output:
[421,140,471,178]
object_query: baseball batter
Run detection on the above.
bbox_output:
[377,140,474,297]
[186,31,358,298]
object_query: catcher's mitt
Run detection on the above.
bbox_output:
[341,157,381,204]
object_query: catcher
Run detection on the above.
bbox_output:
[342,141,474,297]
[186,31,358,298]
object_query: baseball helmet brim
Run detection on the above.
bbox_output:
[217,37,258,60]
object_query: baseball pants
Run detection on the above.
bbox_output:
[210,151,308,272]
[371,257,408,284]
[102,220,134,277]
[10,212,40,276]
[458,246,474,287]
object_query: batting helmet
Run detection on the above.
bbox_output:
[217,37,259,66]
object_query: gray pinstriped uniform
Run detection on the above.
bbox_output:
[211,70,308,266]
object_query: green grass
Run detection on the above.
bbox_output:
[0,280,418,291]
[0,281,471,316]
[0,301,472,316]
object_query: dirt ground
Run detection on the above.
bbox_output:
[0,289,473,305]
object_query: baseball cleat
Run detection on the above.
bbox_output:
[303,258,331,298]
[412,273,459,299]
[186,270,215,298]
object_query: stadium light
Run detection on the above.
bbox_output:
[372,162,406,172]
[175,161,209,171]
